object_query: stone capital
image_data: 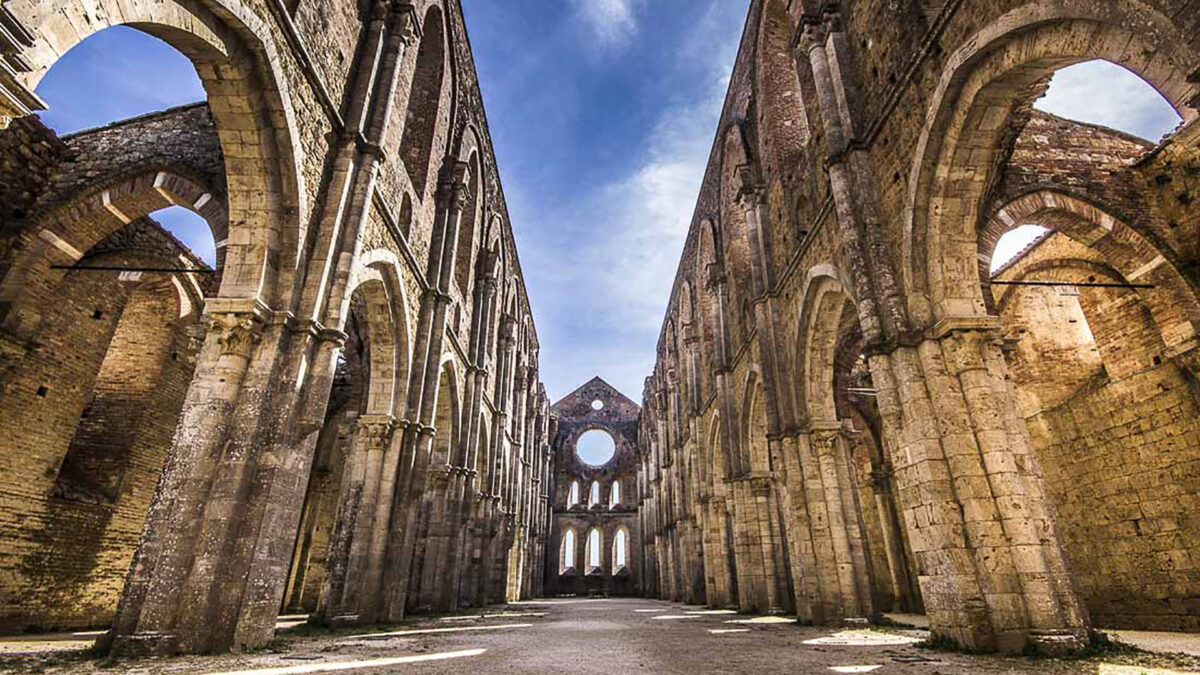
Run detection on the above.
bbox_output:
[436,160,470,211]
[356,414,397,442]
[208,311,264,358]
[390,2,422,44]
[821,4,844,34]
[734,164,764,206]
[798,17,826,55]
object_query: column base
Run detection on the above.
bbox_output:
[1027,629,1090,656]
[107,631,178,658]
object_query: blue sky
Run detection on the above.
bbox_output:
[35,5,1180,402]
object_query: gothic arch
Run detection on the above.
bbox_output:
[341,257,410,418]
[982,190,1200,351]
[453,128,485,296]
[431,356,461,466]
[902,0,1200,326]
[399,4,450,202]
[795,271,857,426]
[10,0,305,307]
[755,0,809,174]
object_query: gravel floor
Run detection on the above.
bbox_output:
[1,598,1198,674]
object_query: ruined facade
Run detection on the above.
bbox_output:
[639,0,1199,655]
[0,0,551,655]
[545,378,642,598]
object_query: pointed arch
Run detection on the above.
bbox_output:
[399,5,449,202]
[3,0,307,309]
[756,0,810,170]
[585,526,604,572]
[902,1,1199,326]
[453,134,484,295]
[431,357,460,466]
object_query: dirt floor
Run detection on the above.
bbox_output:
[1,598,1198,674]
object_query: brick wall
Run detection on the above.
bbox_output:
[997,233,1200,631]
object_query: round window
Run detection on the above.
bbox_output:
[575,429,616,466]
[591,399,604,411]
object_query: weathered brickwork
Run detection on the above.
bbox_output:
[638,0,1200,656]
[995,232,1200,632]
[1,0,1198,661]
[0,0,552,656]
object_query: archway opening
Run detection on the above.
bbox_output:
[799,277,922,618]
[927,41,1200,632]
[0,23,234,633]
[612,528,629,573]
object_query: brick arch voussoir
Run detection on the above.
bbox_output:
[903,0,1200,326]
[795,271,856,427]
[983,191,1200,350]
[11,0,307,307]
[0,171,225,336]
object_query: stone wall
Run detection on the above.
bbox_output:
[0,0,553,653]
[0,219,205,631]
[637,0,1200,653]
[996,232,1200,632]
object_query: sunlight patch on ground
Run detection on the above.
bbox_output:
[687,609,738,615]
[439,612,547,622]
[1099,666,1196,675]
[203,648,486,675]
[652,615,702,620]
[275,620,308,630]
[710,628,751,634]
[634,608,667,613]
[829,667,882,673]
[0,639,93,655]
[724,616,794,624]
[515,598,610,604]
[802,630,921,646]
[343,623,533,641]
[1104,630,1200,657]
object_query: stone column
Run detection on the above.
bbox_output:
[869,462,919,613]
[381,160,470,621]
[870,326,1090,653]
[316,414,397,624]
[102,306,262,655]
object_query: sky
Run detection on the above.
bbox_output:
[33,6,1182,403]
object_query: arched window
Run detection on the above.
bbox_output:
[560,528,576,574]
[613,528,628,572]
[589,480,601,507]
[610,480,621,507]
[568,481,580,507]
[399,7,446,200]
[586,527,602,572]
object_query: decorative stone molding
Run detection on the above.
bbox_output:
[0,7,44,131]
[436,160,470,211]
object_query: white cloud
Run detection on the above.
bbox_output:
[1035,60,1182,142]
[527,2,741,400]
[569,0,638,49]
